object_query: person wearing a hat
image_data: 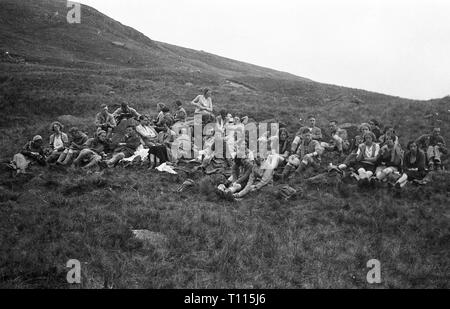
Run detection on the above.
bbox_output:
[95,104,116,138]
[9,135,46,174]
[46,121,69,163]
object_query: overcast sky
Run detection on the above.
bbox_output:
[78,0,450,100]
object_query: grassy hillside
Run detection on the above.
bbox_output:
[0,0,449,289]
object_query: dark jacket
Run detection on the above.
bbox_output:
[84,137,112,155]
[69,132,89,150]
[403,150,426,171]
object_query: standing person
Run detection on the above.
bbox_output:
[95,104,116,138]
[416,127,447,171]
[354,132,380,186]
[113,102,141,125]
[73,130,112,170]
[395,141,428,188]
[106,125,141,168]
[57,127,88,165]
[9,135,46,174]
[46,121,69,163]
[191,88,213,124]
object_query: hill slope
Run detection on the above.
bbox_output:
[0,0,448,289]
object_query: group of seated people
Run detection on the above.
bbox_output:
[8,89,448,200]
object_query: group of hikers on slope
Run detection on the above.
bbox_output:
[7,87,448,200]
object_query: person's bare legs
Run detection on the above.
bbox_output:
[107,153,125,167]
[83,155,102,170]
[73,149,92,167]
[57,150,68,164]
[62,150,76,165]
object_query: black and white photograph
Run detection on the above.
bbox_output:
[0,0,449,292]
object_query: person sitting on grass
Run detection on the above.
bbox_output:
[333,123,371,172]
[105,125,141,168]
[273,127,291,167]
[394,141,428,188]
[9,135,46,174]
[155,106,174,132]
[282,128,324,182]
[73,130,111,170]
[113,102,141,125]
[147,123,176,169]
[173,100,187,124]
[46,121,69,164]
[191,88,214,125]
[217,150,254,199]
[306,115,323,141]
[95,104,116,138]
[194,127,217,170]
[415,127,447,171]
[379,125,399,147]
[375,135,403,183]
[57,127,88,166]
[368,119,383,139]
[136,115,158,146]
[321,120,349,155]
[354,132,380,186]
[232,141,284,199]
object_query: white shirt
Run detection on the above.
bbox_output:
[136,125,157,138]
[193,95,213,114]
[357,143,380,159]
[53,135,64,150]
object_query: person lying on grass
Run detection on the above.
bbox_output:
[10,135,46,174]
[73,130,112,170]
[106,125,141,168]
[56,127,88,166]
[46,121,69,164]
